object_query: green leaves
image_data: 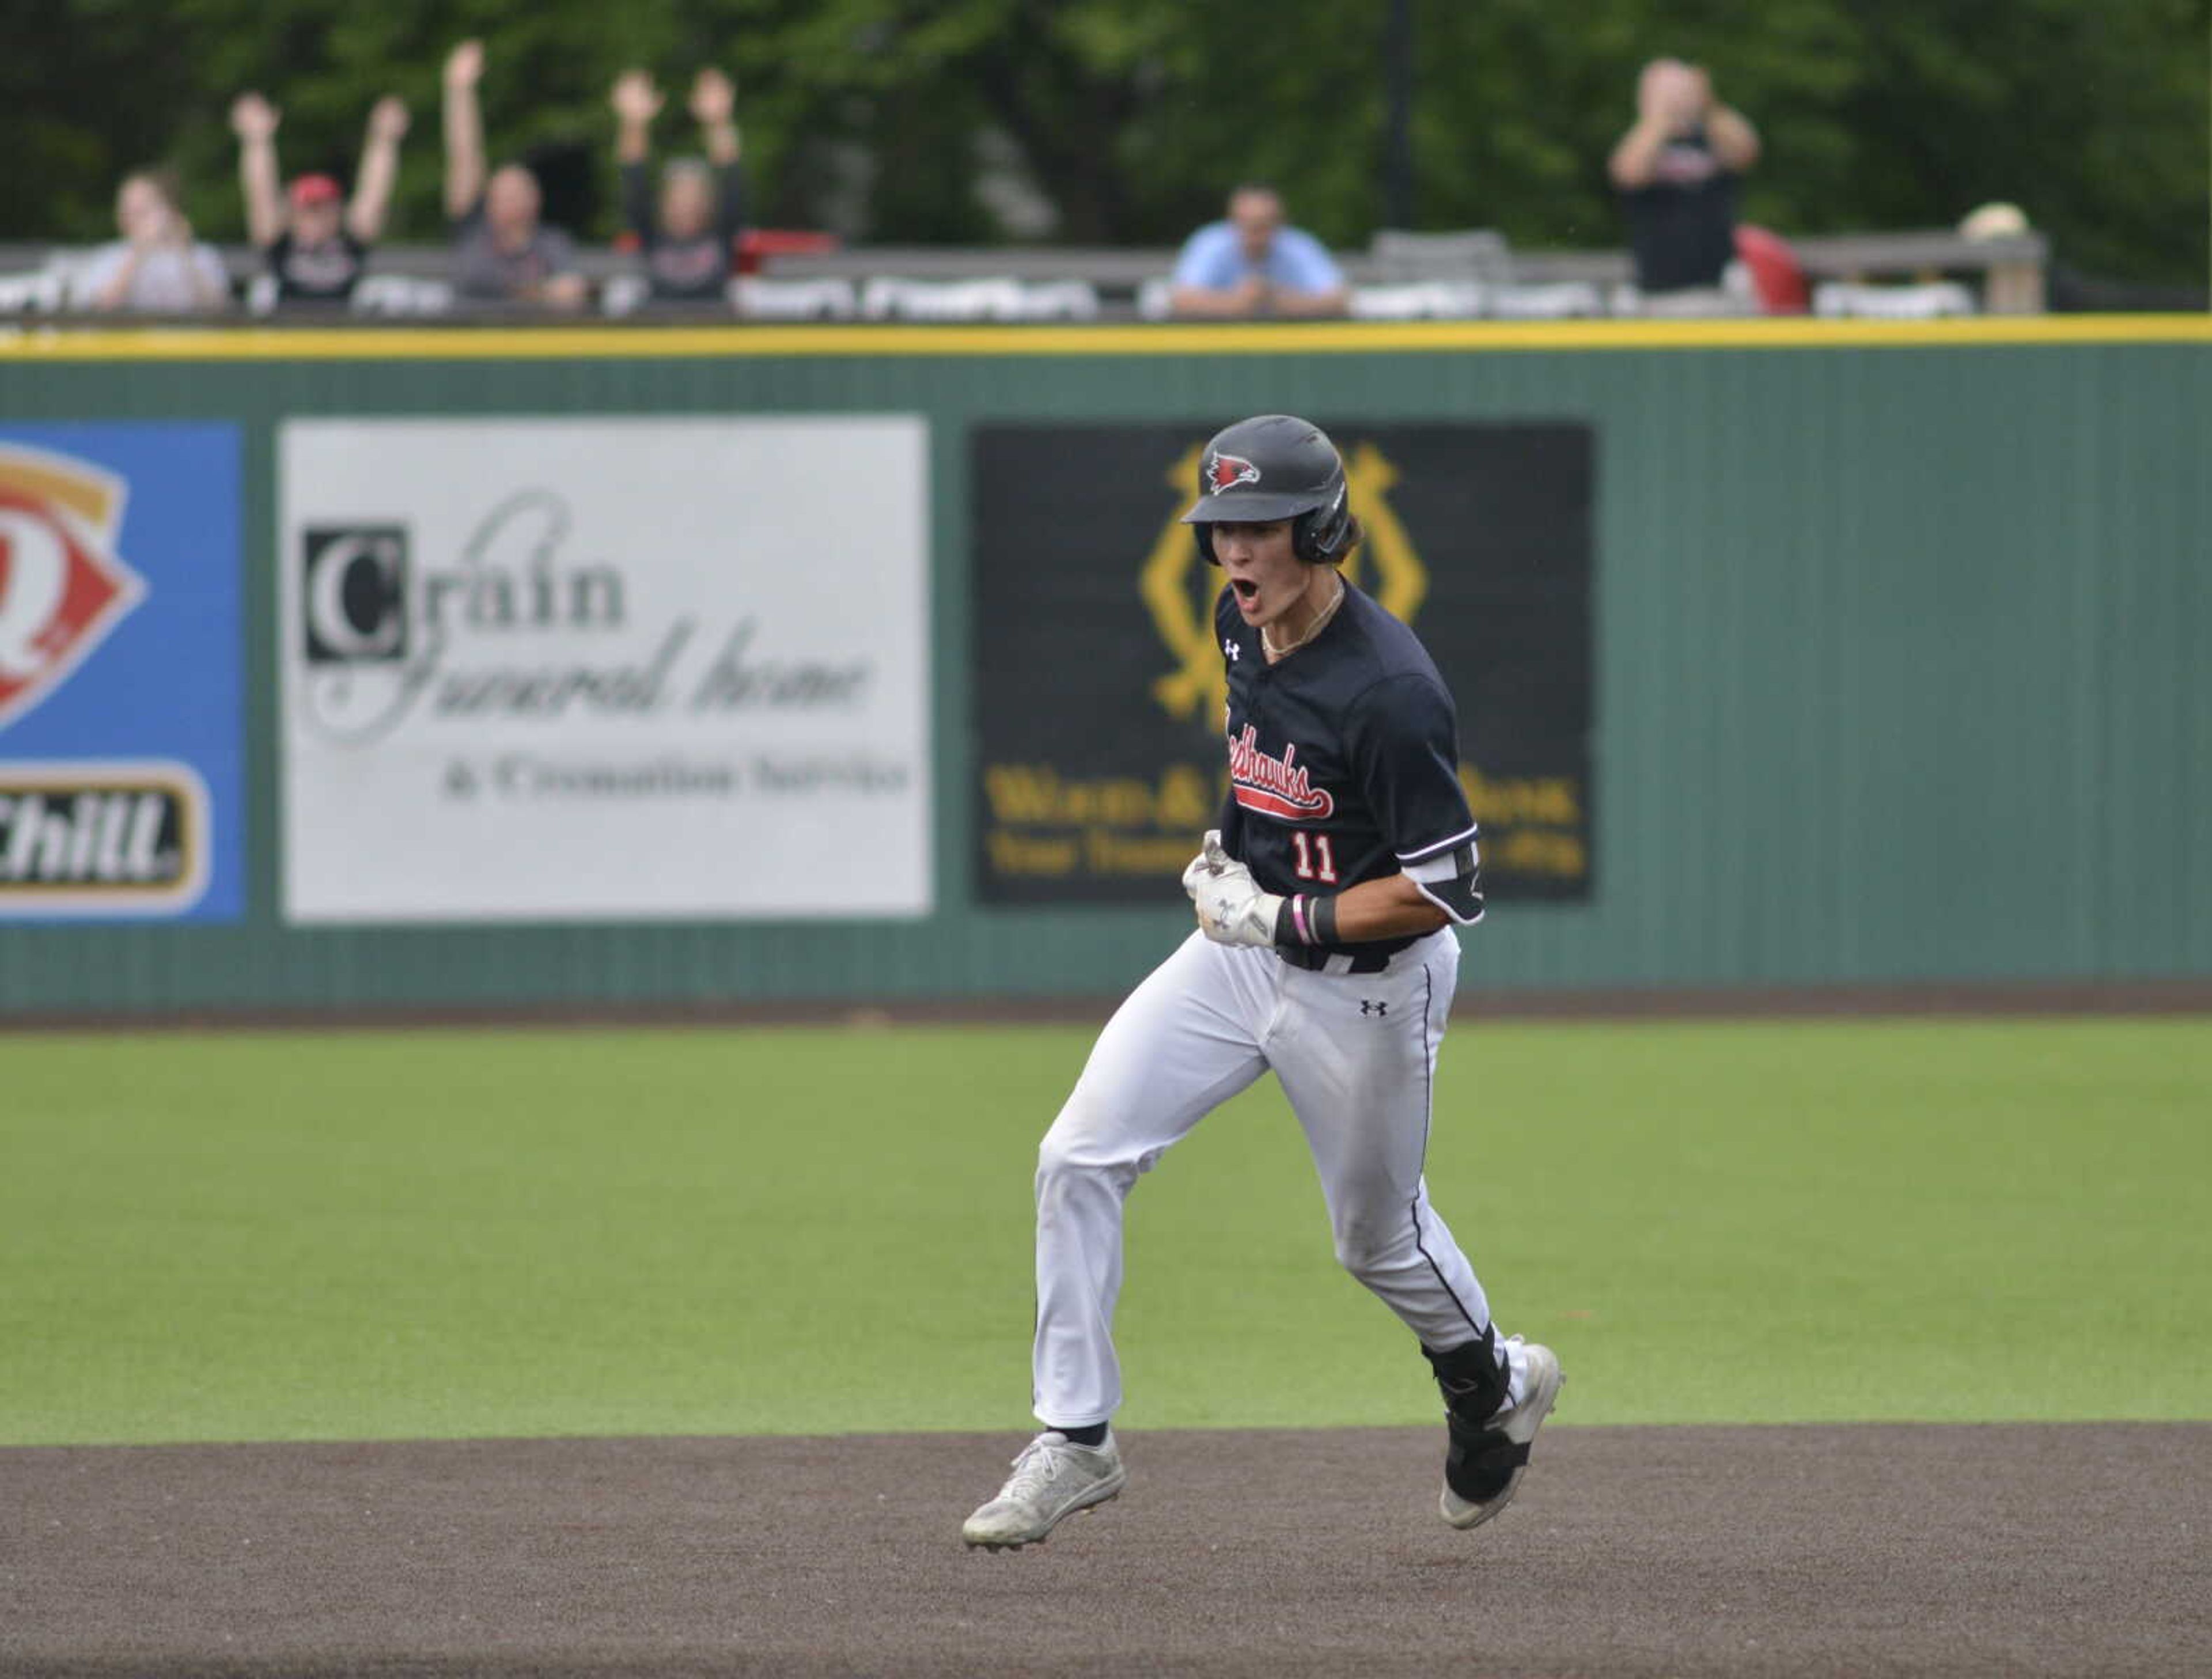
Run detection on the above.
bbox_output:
[2,0,2204,286]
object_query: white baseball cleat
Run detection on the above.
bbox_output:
[962,1430,1127,1551]
[1440,1340,1564,1530]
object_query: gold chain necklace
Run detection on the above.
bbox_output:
[1262,574,1346,662]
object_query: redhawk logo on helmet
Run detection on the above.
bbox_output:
[1206,452,1262,493]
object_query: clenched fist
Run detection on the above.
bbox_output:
[230,92,279,142]
[1183,830,1284,948]
[445,40,484,90]
[368,96,410,144]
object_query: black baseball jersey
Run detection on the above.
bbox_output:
[1214,581,1484,949]
[266,230,368,302]
[1620,128,1739,293]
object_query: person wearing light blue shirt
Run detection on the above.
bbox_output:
[1170,184,1349,319]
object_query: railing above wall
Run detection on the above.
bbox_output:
[747,228,2051,302]
[0,225,2054,321]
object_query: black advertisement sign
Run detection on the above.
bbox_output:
[972,423,1593,905]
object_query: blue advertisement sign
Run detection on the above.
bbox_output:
[0,424,243,920]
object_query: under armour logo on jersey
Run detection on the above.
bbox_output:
[1361,999,1388,1017]
[1223,637,1240,661]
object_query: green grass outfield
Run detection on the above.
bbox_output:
[3,1018,2206,1446]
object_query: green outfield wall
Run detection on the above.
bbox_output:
[1,318,2206,1015]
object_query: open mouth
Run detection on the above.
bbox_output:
[1230,577,1260,603]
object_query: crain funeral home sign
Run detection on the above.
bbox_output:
[279,418,929,922]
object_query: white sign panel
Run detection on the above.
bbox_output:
[279,417,930,922]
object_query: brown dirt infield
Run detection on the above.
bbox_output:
[3,1423,2205,1677]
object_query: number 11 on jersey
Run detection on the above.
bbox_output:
[1290,830,1339,884]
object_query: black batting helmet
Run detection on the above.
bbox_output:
[1179,414,1354,566]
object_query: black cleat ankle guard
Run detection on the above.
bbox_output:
[1422,1326,1519,1504]
[1423,1325,1510,1423]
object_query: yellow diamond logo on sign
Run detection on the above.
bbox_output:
[1139,439,1427,726]
[0,444,144,732]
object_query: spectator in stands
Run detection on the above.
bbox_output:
[612,68,747,305]
[441,39,588,310]
[1169,184,1348,319]
[73,172,232,314]
[1608,59,1760,313]
[230,91,407,306]
[1958,201,2206,314]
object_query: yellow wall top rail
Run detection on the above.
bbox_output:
[2,314,2209,362]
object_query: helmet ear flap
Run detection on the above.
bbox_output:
[1297,483,1350,563]
[1195,523,1219,566]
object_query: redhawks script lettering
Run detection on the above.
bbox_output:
[1226,725,1335,820]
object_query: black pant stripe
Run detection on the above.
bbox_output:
[1410,961,1485,1341]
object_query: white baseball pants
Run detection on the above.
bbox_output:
[1031,926,1518,1428]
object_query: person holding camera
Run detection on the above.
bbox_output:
[75,172,233,314]
[1608,58,1761,312]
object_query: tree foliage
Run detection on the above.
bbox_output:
[3,0,2205,285]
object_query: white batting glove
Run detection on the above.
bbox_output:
[1192,859,1285,948]
[1180,828,1229,899]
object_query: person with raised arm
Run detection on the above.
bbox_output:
[441,39,588,311]
[232,90,407,306]
[612,67,748,305]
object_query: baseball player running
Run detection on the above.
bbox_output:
[963,415,1562,1551]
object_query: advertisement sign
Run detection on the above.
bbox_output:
[974,423,1593,905]
[0,426,243,920]
[279,418,930,923]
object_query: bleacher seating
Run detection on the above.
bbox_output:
[1367,229,1514,286]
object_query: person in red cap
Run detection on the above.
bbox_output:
[231,90,408,306]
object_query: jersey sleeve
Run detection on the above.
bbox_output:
[1350,673,1484,926]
